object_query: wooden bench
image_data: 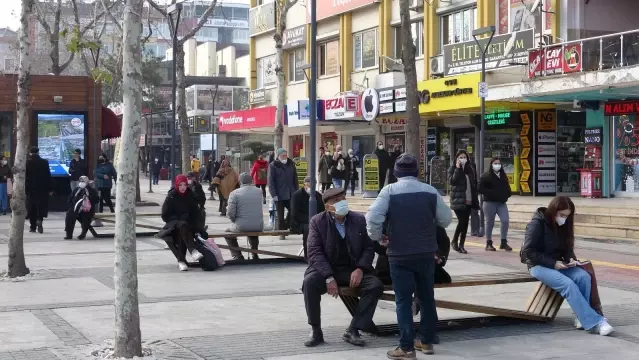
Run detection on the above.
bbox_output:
[206,230,303,264]
[337,271,563,334]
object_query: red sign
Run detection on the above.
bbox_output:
[605,101,639,116]
[309,0,377,22]
[324,94,361,120]
[563,43,582,73]
[218,106,276,132]
[528,46,562,78]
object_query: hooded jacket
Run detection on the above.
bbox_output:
[479,167,511,203]
[250,159,269,185]
[520,207,577,269]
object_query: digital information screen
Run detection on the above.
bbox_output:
[37,113,85,177]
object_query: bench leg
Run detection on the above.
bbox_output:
[525,283,564,320]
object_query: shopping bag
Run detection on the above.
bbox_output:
[204,238,225,267]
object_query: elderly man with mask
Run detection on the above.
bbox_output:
[224,173,264,260]
[302,187,384,348]
[268,148,298,233]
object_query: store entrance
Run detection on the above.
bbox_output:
[557,111,587,196]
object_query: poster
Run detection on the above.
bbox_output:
[293,157,307,190]
[362,154,379,198]
[535,110,557,195]
[37,113,85,177]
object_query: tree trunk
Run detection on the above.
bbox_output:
[176,46,190,174]
[8,0,34,278]
[135,158,141,202]
[399,0,420,157]
[113,0,143,356]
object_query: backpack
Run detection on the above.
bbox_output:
[195,237,219,271]
[204,238,225,267]
[258,166,267,181]
[80,196,92,212]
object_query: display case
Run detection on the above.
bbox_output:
[557,141,585,193]
[579,129,603,198]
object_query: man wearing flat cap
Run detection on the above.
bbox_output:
[302,187,384,348]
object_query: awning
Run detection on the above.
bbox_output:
[102,106,122,139]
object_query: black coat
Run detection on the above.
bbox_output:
[68,186,99,216]
[448,164,479,211]
[330,153,347,180]
[388,150,401,183]
[69,158,88,181]
[190,182,206,208]
[0,164,12,183]
[374,148,390,172]
[479,169,511,203]
[289,189,325,234]
[26,154,53,218]
[158,189,203,237]
[151,161,162,175]
[521,208,577,269]
[346,155,359,180]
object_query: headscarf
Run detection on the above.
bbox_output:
[174,174,188,196]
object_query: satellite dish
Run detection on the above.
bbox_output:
[530,0,542,12]
[503,33,517,57]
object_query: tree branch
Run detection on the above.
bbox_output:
[101,0,123,36]
[146,0,167,18]
[179,0,218,44]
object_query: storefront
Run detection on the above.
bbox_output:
[605,100,639,197]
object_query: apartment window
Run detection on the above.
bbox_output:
[231,29,249,43]
[4,59,15,71]
[441,7,477,50]
[257,55,276,89]
[353,29,378,70]
[393,21,424,59]
[318,40,339,76]
[288,48,306,83]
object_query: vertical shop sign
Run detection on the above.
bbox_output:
[420,138,426,181]
[293,157,308,190]
[519,112,533,195]
[362,154,380,199]
[535,110,557,195]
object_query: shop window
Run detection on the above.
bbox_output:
[288,48,306,83]
[353,29,378,70]
[352,135,375,166]
[557,111,586,194]
[318,40,339,76]
[393,21,424,59]
[614,114,639,193]
[440,7,477,52]
[256,55,276,89]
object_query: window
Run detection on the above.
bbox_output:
[197,27,219,41]
[393,21,424,59]
[441,7,477,51]
[231,29,249,43]
[353,29,378,70]
[288,48,306,83]
[257,55,276,88]
[318,40,340,76]
[4,59,15,71]
[232,7,249,20]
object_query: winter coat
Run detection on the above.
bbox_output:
[69,158,87,181]
[151,161,162,175]
[317,155,333,184]
[388,150,401,183]
[158,188,203,237]
[520,208,577,269]
[250,159,269,185]
[213,165,239,199]
[94,163,117,189]
[479,169,511,203]
[226,184,264,232]
[212,160,221,175]
[374,148,391,173]
[346,155,359,180]
[447,164,479,211]
[26,154,53,218]
[330,152,346,180]
[305,211,375,279]
[289,188,325,234]
[268,159,298,201]
[68,186,99,216]
[189,182,206,208]
[0,164,12,183]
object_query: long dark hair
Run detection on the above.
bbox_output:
[454,149,474,177]
[543,196,576,250]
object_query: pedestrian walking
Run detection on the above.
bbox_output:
[64,176,99,240]
[448,149,479,254]
[375,141,390,190]
[387,145,402,185]
[345,149,359,196]
[250,154,269,204]
[68,148,87,190]
[224,173,264,260]
[479,157,513,251]
[94,154,116,213]
[26,147,53,233]
[151,157,162,185]
[317,146,333,193]
[268,148,298,231]
[331,145,346,188]
[0,155,12,215]
[521,196,614,336]
[190,155,200,179]
[212,159,239,216]
[290,176,325,259]
[208,156,223,200]
[366,154,453,357]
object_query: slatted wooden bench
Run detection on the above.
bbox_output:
[338,271,563,333]
[205,230,302,263]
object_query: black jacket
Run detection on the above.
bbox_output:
[520,208,577,269]
[69,158,87,181]
[330,153,346,180]
[0,164,12,183]
[374,148,390,172]
[26,154,53,196]
[289,189,325,234]
[151,161,162,175]
[68,186,99,216]
[479,169,511,203]
[448,164,479,210]
[190,182,206,208]
[158,189,203,237]
[388,150,401,182]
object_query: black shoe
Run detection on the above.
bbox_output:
[459,246,468,254]
[485,243,497,251]
[342,329,365,346]
[500,241,513,251]
[64,234,72,240]
[263,198,266,205]
[36,220,43,234]
[451,240,462,253]
[231,255,245,261]
[2,212,5,215]
[471,232,478,237]
[252,254,260,260]
[77,233,86,240]
[304,331,324,347]
[29,228,36,233]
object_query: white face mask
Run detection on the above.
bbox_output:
[325,151,330,156]
[492,164,501,172]
[187,180,193,185]
[332,200,349,216]
[459,158,467,165]
[305,187,310,194]
[78,182,87,189]
[280,158,288,164]
[555,216,567,226]
[348,152,353,156]
[378,145,384,150]
[154,159,158,162]
[1,160,6,166]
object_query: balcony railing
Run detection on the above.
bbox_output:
[527,29,639,79]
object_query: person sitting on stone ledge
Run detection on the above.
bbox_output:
[224,172,264,260]
[302,187,384,348]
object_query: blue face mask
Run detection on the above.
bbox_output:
[333,200,349,216]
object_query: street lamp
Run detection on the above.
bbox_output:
[168,2,183,185]
[308,0,318,219]
[89,42,101,172]
[472,25,495,233]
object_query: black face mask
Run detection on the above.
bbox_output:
[98,159,105,164]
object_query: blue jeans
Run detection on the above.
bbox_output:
[153,174,159,185]
[390,255,437,350]
[529,265,603,330]
[483,201,509,241]
[0,182,7,212]
[332,178,343,188]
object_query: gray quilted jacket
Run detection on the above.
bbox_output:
[227,184,264,232]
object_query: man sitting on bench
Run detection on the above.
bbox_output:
[224,172,264,260]
[302,187,384,348]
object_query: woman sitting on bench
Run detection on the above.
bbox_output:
[521,196,614,336]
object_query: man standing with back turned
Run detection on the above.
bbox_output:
[366,154,452,358]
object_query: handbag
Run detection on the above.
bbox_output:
[204,238,225,267]
[577,262,603,316]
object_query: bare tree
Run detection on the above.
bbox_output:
[113,0,144,355]
[272,0,299,149]
[399,0,420,156]
[148,0,218,173]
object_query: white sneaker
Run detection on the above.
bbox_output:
[191,249,204,261]
[178,262,189,271]
[574,318,584,330]
[598,320,614,336]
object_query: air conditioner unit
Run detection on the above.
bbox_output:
[409,0,424,12]
[430,55,444,76]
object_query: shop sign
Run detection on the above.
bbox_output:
[537,144,556,156]
[563,43,582,73]
[377,117,407,133]
[249,2,276,36]
[249,89,266,104]
[362,154,380,198]
[324,94,361,120]
[286,99,323,127]
[535,110,557,195]
[538,170,556,181]
[201,18,248,28]
[379,103,394,114]
[519,112,533,195]
[293,157,308,189]
[282,25,306,50]
[537,131,556,143]
[417,73,481,113]
[379,89,393,101]
[537,156,556,168]
[190,116,211,133]
[485,111,512,126]
[218,106,276,132]
[585,127,603,145]
[310,0,377,22]
[537,110,556,130]
[605,100,639,116]
[538,182,557,194]
[361,88,380,121]
[443,29,534,75]
[528,44,583,78]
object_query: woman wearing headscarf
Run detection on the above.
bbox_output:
[448,149,479,254]
[159,174,204,271]
[64,176,99,240]
[212,159,239,216]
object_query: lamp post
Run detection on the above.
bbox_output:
[472,25,495,232]
[89,43,101,174]
[209,86,219,163]
[308,0,318,219]
[168,2,183,185]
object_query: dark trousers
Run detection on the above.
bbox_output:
[453,206,471,246]
[152,173,159,185]
[275,200,291,230]
[27,197,45,230]
[98,188,114,213]
[255,184,266,199]
[348,177,357,195]
[303,270,384,330]
[218,193,227,215]
[470,207,483,236]
[302,224,310,260]
[225,236,259,258]
[321,183,331,193]
[64,210,96,237]
[390,255,437,350]
[170,222,196,262]
[378,168,387,190]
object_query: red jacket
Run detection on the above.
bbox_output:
[250,159,269,185]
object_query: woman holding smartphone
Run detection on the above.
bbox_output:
[447,150,479,254]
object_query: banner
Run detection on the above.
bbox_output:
[535,110,557,195]
[293,157,307,190]
[519,112,533,195]
[362,154,379,198]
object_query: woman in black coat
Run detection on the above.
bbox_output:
[448,149,479,254]
[345,149,359,196]
[289,176,325,260]
[387,145,402,184]
[479,157,512,251]
[64,176,99,240]
[159,174,205,271]
[374,141,390,190]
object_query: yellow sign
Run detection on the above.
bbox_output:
[537,111,556,130]
[521,147,530,159]
[293,157,308,189]
[520,182,530,193]
[417,73,481,114]
[507,173,514,185]
[521,170,530,182]
[520,124,530,136]
[363,156,379,191]
[521,137,530,148]
[522,159,530,171]
[520,113,530,124]
[519,112,532,194]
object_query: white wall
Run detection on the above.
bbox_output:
[255,33,275,58]
[235,55,250,85]
[285,1,307,28]
[217,46,237,77]
[183,38,198,76]
[196,42,217,76]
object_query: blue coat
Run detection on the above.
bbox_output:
[94,163,117,189]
